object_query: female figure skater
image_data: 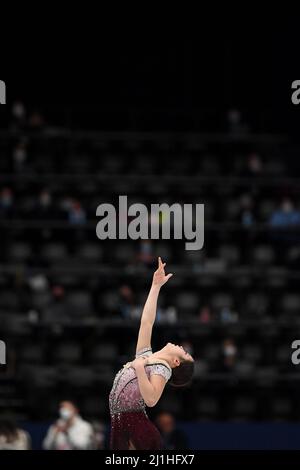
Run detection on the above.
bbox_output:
[109,257,194,450]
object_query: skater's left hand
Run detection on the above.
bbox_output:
[131,356,148,370]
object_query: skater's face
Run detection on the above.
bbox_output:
[165,342,193,366]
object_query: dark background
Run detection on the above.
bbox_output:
[1,21,300,450]
[2,24,300,131]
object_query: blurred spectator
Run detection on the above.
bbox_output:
[269,198,300,227]
[0,418,31,450]
[156,412,188,450]
[227,109,249,134]
[43,401,94,450]
[238,194,255,227]
[11,101,26,130]
[28,111,45,130]
[68,200,87,225]
[245,153,263,177]
[137,239,155,266]
[222,338,238,371]
[162,306,178,324]
[198,305,212,324]
[43,285,70,324]
[0,187,14,217]
[36,189,53,219]
[220,307,239,324]
[12,141,27,171]
[118,285,135,319]
[91,420,106,450]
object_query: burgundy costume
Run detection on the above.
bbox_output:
[109,347,172,450]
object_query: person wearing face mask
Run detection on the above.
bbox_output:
[43,401,95,450]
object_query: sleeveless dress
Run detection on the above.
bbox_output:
[109,347,172,450]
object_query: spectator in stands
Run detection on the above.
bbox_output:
[0,187,14,217]
[155,412,188,450]
[137,239,155,266]
[269,198,300,227]
[12,141,27,172]
[43,400,94,450]
[198,305,213,324]
[226,109,249,134]
[0,418,31,450]
[91,420,106,450]
[238,194,255,227]
[36,189,53,219]
[221,338,238,371]
[245,153,263,177]
[28,110,45,130]
[11,101,26,130]
[43,285,70,324]
[220,307,239,324]
[68,200,87,225]
[118,285,135,319]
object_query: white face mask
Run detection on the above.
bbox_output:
[59,407,73,421]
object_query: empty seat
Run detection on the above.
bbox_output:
[101,291,119,312]
[20,365,57,388]
[211,293,233,310]
[276,345,291,365]
[201,156,220,175]
[113,244,136,263]
[270,398,292,419]
[252,246,275,265]
[82,396,107,417]
[54,342,82,364]
[281,293,300,313]
[102,154,123,173]
[231,397,256,418]
[42,243,68,261]
[9,242,31,261]
[176,292,199,314]
[259,200,276,220]
[65,291,92,316]
[0,290,19,310]
[203,344,220,362]
[242,344,262,363]
[89,344,118,363]
[234,360,255,377]
[60,366,95,387]
[158,395,181,414]
[20,344,44,365]
[219,245,240,265]
[196,397,219,419]
[255,367,277,386]
[245,293,269,315]
[76,243,103,261]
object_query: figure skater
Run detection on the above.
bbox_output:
[109,257,194,450]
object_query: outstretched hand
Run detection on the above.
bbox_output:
[152,257,173,288]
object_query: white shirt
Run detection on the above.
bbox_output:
[43,416,94,450]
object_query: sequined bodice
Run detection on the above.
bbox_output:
[109,348,172,415]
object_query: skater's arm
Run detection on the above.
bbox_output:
[136,257,173,354]
[134,358,166,407]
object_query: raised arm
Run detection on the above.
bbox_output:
[136,257,173,354]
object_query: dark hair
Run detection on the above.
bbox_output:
[169,359,194,388]
[0,418,18,442]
